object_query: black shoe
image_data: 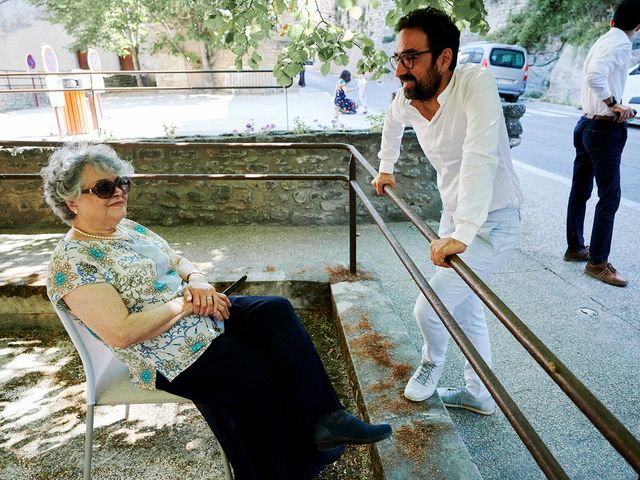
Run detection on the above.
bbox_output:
[314,409,392,450]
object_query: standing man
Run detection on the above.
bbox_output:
[371,7,523,415]
[564,0,639,287]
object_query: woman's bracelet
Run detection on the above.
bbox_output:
[186,271,206,282]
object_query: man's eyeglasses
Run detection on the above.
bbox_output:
[81,177,131,199]
[389,50,433,70]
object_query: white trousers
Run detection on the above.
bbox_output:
[414,207,521,400]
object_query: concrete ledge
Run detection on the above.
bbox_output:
[332,280,482,480]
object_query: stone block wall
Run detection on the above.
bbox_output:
[0,104,524,230]
[0,131,440,230]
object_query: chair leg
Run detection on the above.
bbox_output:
[124,404,130,421]
[221,447,233,480]
[84,404,95,480]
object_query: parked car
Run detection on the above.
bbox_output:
[458,42,528,102]
[622,63,639,125]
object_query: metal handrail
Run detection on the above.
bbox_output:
[347,146,640,474]
[1,140,638,476]
[0,69,291,94]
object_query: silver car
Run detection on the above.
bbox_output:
[458,42,529,102]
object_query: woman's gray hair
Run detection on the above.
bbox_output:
[40,143,134,225]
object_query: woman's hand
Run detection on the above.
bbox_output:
[184,274,232,320]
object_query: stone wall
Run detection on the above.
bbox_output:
[0,132,439,230]
[0,105,524,230]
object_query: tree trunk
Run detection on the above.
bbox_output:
[132,46,144,87]
[199,42,214,87]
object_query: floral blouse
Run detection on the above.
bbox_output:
[47,218,220,390]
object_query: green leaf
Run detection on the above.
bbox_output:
[337,0,355,8]
[320,62,330,76]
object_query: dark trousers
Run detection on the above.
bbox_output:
[566,116,627,263]
[156,296,343,480]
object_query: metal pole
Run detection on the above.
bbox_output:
[31,77,39,107]
[284,86,289,131]
[348,155,357,274]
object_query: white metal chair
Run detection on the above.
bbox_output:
[54,306,233,480]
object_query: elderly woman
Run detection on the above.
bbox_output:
[42,144,391,480]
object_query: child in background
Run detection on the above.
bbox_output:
[357,74,368,114]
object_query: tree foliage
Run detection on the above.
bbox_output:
[29,0,152,70]
[493,0,617,52]
[30,0,490,85]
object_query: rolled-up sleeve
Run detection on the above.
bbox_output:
[451,70,501,245]
[377,92,406,174]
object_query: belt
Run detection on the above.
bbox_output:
[584,114,617,121]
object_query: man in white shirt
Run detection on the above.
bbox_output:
[564,0,639,287]
[371,7,523,415]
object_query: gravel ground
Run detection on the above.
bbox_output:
[0,307,376,480]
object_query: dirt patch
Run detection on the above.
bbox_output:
[367,378,395,393]
[325,265,374,283]
[391,362,412,381]
[368,397,425,417]
[351,332,393,368]
[395,418,446,464]
[358,315,372,331]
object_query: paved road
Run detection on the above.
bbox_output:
[516,101,640,203]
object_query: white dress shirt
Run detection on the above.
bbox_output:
[378,64,523,245]
[581,27,632,116]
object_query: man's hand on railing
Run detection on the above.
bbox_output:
[430,237,467,268]
[371,172,396,195]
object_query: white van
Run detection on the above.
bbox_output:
[458,42,529,102]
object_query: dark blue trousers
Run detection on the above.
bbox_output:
[157,296,344,480]
[566,116,627,263]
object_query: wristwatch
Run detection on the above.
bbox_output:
[603,96,617,108]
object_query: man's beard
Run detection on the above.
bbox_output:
[399,64,442,101]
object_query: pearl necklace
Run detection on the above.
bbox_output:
[71,225,124,240]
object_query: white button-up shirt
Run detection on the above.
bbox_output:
[378,64,523,245]
[581,27,632,116]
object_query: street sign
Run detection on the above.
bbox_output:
[25,54,36,70]
[41,43,59,73]
[87,48,102,71]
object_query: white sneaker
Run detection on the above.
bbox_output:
[403,361,443,402]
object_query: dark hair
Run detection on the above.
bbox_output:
[395,7,460,71]
[339,70,351,82]
[613,0,640,31]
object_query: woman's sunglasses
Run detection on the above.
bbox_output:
[80,177,131,199]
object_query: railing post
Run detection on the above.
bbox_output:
[284,86,289,131]
[349,154,356,274]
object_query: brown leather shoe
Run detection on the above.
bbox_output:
[584,262,628,287]
[564,246,589,262]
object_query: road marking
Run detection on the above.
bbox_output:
[513,159,640,212]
